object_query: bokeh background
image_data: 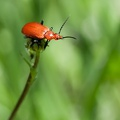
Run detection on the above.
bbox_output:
[0,0,120,120]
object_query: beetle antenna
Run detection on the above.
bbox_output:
[58,17,69,34]
[62,36,76,39]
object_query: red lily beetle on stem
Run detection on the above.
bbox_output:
[21,17,76,49]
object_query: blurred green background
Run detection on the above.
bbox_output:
[0,0,120,120]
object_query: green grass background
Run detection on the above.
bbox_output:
[0,0,120,120]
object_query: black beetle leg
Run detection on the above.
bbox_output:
[50,27,53,31]
[44,40,50,49]
[41,20,44,25]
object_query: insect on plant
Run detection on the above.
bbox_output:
[8,18,76,120]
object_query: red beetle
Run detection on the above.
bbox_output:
[22,17,76,50]
[22,17,76,40]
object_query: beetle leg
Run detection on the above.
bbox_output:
[40,20,44,25]
[44,40,50,49]
[50,27,53,31]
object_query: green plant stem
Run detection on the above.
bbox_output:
[8,51,40,120]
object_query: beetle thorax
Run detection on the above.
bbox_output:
[45,31,63,40]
